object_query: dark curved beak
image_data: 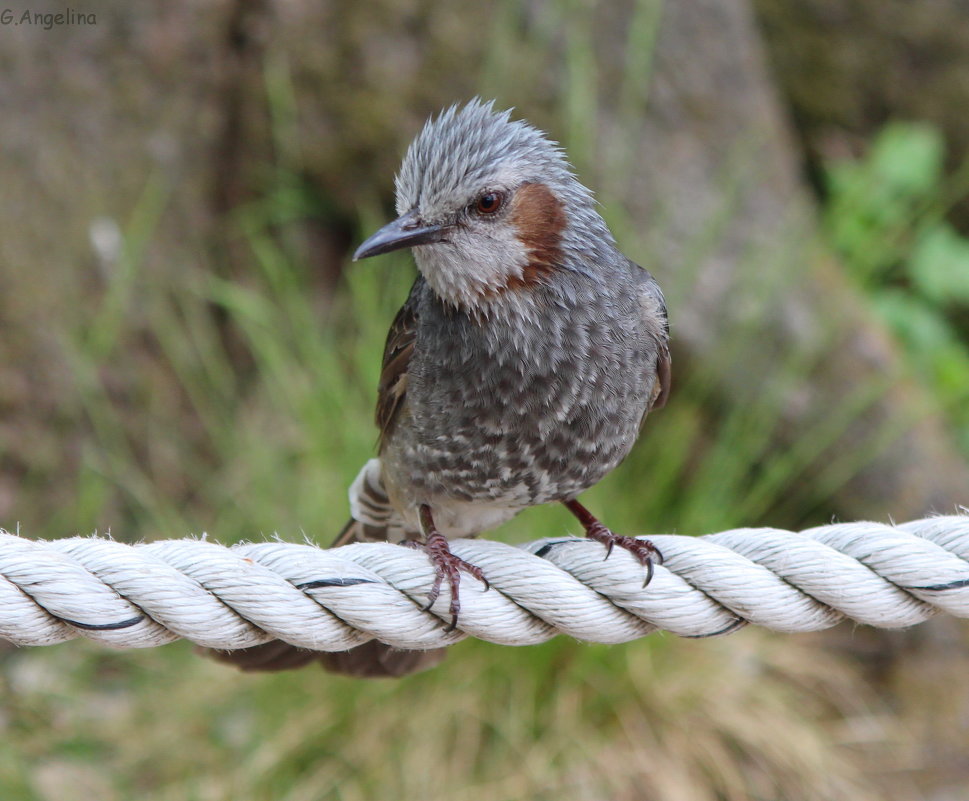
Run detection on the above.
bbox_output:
[353,210,447,261]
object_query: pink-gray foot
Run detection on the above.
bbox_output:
[563,499,663,586]
[413,504,489,631]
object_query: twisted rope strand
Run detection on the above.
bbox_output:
[1,516,968,653]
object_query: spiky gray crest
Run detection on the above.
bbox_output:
[394,99,584,219]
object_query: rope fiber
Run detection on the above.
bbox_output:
[2,516,968,653]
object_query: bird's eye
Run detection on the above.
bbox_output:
[475,191,504,215]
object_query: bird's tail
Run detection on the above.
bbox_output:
[204,460,447,677]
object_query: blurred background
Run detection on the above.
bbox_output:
[2,0,969,798]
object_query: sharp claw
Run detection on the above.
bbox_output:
[585,523,659,585]
[564,500,661,587]
[448,594,460,631]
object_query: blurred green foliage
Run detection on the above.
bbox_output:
[823,122,969,454]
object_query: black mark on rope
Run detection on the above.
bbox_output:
[533,538,584,558]
[682,618,747,638]
[296,577,378,590]
[60,614,146,631]
[912,577,969,592]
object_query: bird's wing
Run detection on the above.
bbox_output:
[652,340,671,410]
[635,265,672,412]
[376,277,422,450]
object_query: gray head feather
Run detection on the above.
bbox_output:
[389,100,618,308]
[395,99,589,220]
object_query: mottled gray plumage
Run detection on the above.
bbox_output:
[209,100,670,677]
[375,265,666,538]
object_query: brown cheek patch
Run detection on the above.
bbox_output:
[505,182,566,291]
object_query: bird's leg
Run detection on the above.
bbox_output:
[562,499,663,586]
[413,504,489,631]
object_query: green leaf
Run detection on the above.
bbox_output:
[873,288,955,352]
[909,224,969,304]
[869,122,944,199]
[873,288,969,402]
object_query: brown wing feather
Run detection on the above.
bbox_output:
[375,279,421,451]
[651,343,672,410]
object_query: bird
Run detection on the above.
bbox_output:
[209,99,671,677]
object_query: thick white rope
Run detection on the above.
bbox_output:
[2,516,969,653]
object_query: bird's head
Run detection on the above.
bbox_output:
[354,99,611,310]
